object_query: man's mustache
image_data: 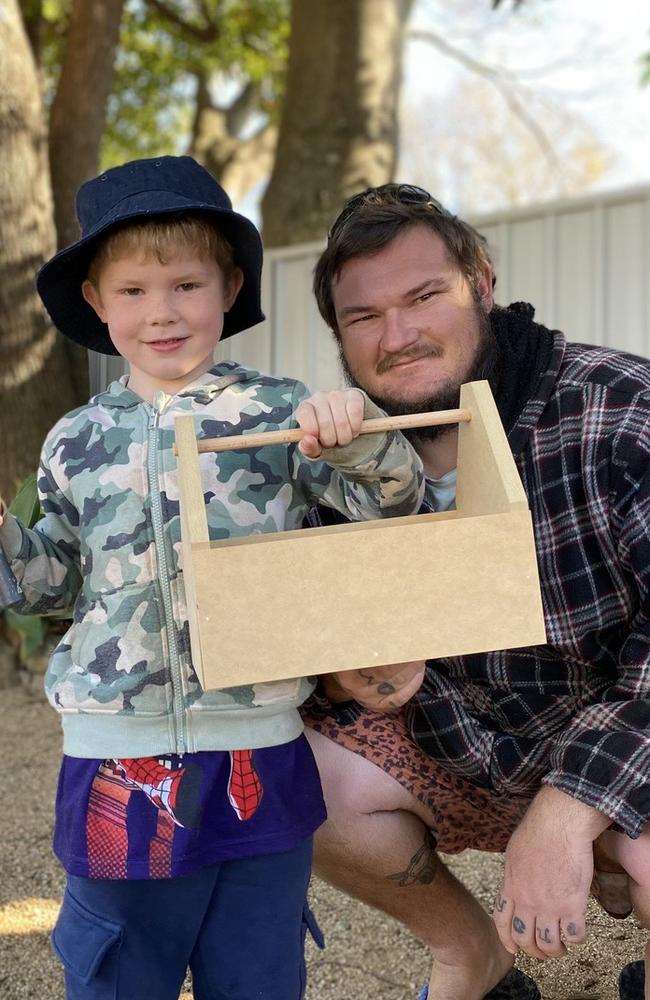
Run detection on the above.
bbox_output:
[376,345,443,375]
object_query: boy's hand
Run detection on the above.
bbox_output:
[296,389,366,459]
[321,660,426,711]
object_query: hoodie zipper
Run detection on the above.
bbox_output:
[148,400,186,753]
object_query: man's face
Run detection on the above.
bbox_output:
[333,224,495,419]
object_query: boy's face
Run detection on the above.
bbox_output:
[82,249,243,401]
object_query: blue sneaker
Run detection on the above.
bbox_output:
[418,968,540,1000]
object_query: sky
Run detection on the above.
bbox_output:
[236,0,650,224]
[399,0,650,214]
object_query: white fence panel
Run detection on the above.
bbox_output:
[90,185,650,395]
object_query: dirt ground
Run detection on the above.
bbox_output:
[0,685,644,1000]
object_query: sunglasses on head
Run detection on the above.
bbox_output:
[327,183,445,242]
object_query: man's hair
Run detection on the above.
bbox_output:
[87,214,236,286]
[313,185,495,340]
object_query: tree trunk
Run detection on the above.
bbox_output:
[47,0,126,401]
[262,0,414,247]
[49,0,126,251]
[190,73,277,206]
[0,0,80,502]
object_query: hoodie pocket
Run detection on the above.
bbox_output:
[50,585,171,714]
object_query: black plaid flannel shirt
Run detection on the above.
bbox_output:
[406,333,650,837]
[308,331,650,837]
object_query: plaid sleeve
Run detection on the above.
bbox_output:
[543,429,650,838]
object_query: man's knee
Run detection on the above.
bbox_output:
[305,727,426,820]
[598,824,650,925]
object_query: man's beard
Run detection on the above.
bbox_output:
[338,301,499,443]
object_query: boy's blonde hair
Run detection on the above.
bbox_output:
[87,214,237,287]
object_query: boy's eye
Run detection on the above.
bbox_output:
[179,282,198,291]
[122,287,142,296]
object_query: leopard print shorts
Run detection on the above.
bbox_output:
[305,708,530,854]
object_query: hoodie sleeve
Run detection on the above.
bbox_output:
[288,382,425,520]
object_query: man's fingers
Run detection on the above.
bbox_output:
[494,889,581,961]
[533,917,566,959]
[560,916,587,946]
[503,908,558,961]
[492,890,518,955]
[330,661,425,711]
[380,665,425,707]
[374,660,426,683]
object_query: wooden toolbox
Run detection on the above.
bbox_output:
[174,380,546,690]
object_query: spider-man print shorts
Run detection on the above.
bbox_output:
[51,836,324,1000]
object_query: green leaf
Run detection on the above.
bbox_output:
[5,608,47,661]
[642,52,650,86]
[4,474,49,662]
[101,0,289,166]
[8,473,41,527]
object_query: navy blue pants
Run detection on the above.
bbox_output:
[52,838,323,999]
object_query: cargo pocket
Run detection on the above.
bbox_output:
[52,889,122,998]
[299,902,325,998]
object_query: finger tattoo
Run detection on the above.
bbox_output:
[536,926,552,944]
[566,922,578,937]
[494,894,507,913]
[377,682,397,695]
[512,916,526,934]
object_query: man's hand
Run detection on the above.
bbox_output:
[296,389,366,459]
[493,786,611,960]
[321,660,426,711]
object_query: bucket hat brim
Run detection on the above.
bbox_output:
[36,181,265,356]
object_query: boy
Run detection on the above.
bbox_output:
[0,156,424,1000]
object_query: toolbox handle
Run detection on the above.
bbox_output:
[175,407,471,456]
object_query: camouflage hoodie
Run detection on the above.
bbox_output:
[0,363,423,757]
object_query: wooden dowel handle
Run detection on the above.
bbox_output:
[177,407,471,455]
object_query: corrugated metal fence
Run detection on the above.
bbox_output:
[90,184,650,395]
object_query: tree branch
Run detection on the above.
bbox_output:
[408,28,562,173]
[145,0,221,43]
[226,80,263,135]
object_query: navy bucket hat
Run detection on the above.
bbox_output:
[36,155,265,356]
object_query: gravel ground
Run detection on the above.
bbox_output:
[1,685,644,1000]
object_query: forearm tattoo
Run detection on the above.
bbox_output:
[386,829,438,887]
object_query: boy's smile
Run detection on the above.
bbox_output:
[82,250,243,401]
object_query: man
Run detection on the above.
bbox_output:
[303,184,650,1000]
